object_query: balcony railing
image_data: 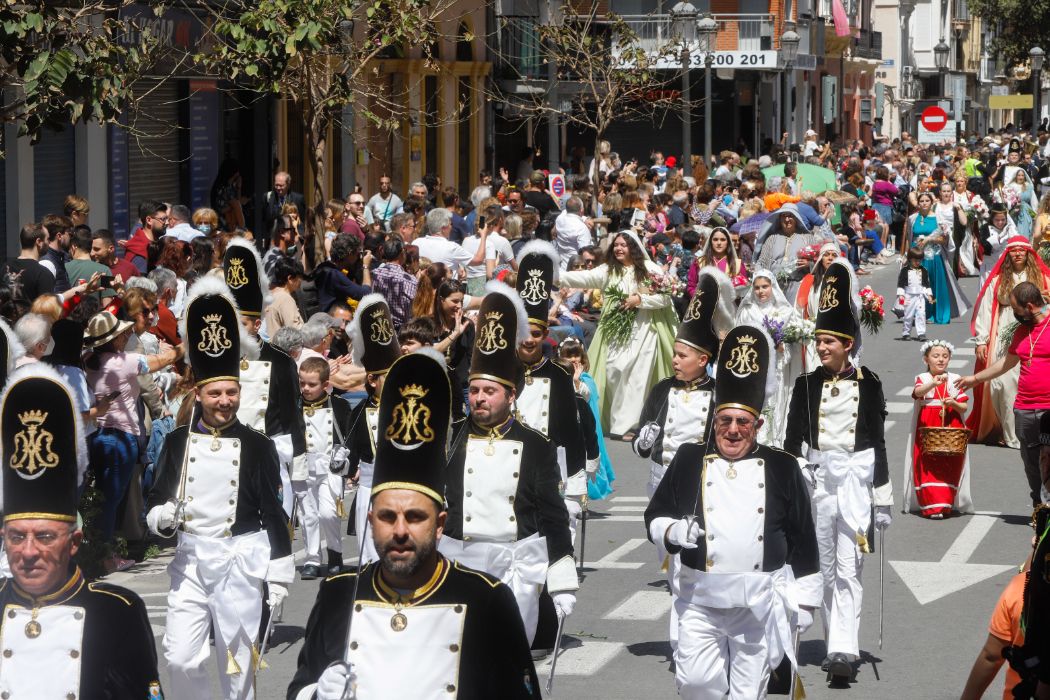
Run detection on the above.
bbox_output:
[616,13,776,53]
[854,28,882,60]
[498,16,545,80]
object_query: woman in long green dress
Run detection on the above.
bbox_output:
[559,230,678,436]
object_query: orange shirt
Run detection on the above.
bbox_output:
[989,571,1026,699]
[763,192,801,212]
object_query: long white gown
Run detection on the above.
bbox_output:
[735,270,802,448]
[560,259,679,435]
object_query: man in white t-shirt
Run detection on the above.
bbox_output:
[554,197,593,269]
[366,176,403,232]
[803,129,820,157]
[413,208,488,275]
[462,205,516,293]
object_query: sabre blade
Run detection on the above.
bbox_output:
[545,614,568,695]
[878,528,885,650]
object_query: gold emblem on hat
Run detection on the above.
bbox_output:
[683,289,704,322]
[387,384,434,451]
[10,410,59,480]
[198,314,233,358]
[226,257,249,289]
[369,308,395,345]
[724,335,760,378]
[477,311,508,355]
[520,269,548,305]
[819,276,840,312]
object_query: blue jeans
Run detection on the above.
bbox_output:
[90,428,140,544]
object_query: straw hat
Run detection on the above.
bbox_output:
[83,311,133,349]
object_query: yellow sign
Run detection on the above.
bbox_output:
[989,94,1034,109]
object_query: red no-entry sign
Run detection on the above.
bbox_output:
[920,106,949,132]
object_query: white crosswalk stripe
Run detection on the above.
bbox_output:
[884,401,913,413]
[604,591,674,621]
[609,505,646,513]
[611,496,649,502]
[534,641,625,676]
[949,358,969,368]
[590,538,647,569]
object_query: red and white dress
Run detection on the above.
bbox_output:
[902,372,974,518]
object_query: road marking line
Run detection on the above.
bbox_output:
[885,420,897,431]
[885,401,912,413]
[151,625,165,637]
[609,506,647,513]
[604,591,673,621]
[611,496,650,503]
[943,512,1000,564]
[137,592,169,598]
[590,538,647,569]
[949,359,968,368]
[533,640,624,675]
[896,387,914,397]
[594,515,644,523]
[953,346,975,356]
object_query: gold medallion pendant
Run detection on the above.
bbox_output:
[830,387,840,398]
[725,465,737,480]
[211,437,222,452]
[484,443,496,457]
[525,375,533,386]
[24,620,40,638]
[391,612,408,632]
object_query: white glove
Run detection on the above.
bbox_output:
[875,506,892,531]
[267,582,289,608]
[316,661,356,700]
[155,501,179,530]
[797,607,814,634]
[552,592,576,620]
[666,517,704,550]
[585,457,599,477]
[634,422,661,453]
[564,498,582,522]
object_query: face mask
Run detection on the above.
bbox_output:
[43,337,55,356]
[198,224,212,235]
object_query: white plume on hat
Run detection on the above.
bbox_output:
[0,363,89,502]
[225,236,273,308]
[515,239,561,285]
[695,266,735,337]
[0,318,25,372]
[350,293,390,366]
[484,279,530,344]
[179,275,260,362]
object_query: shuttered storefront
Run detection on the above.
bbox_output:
[32,127,76,218]
[127,80,182,213]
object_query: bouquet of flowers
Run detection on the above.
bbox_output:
[967,196,990,223]
[859,286,885,334]
[643,273,682,298]
[993,187,1020,211]
[597,287,636,348]
[797,243,825,263]
[762,309,815,346]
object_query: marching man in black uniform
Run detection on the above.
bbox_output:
[0,364,161,699]
[343,293,402,566]
[784,258,892,685]
[287,351,540,700]
[146,279,293,700]
[296,354,354,579]
[645,325,821,700]
[438,281,579,645]
[633,266,733,650]
[223,237,307,518]
[514,241,592,529]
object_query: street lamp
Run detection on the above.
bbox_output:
[1031,46,1044,129]
[780,21,801,140]
[698,14,718,168]
[671,2,698,164]
[934,37,950,101]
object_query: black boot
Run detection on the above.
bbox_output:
[327,548,345,575]
[826,652,852,685]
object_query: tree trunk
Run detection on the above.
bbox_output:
[305,110,330,272]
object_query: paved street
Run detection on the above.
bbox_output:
[111,261,1028,699]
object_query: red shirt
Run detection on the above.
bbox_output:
[151,301,180,346]
[1008,313,1050,409]
[109,257,140,282]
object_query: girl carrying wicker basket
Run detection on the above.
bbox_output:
[902,339,974,518]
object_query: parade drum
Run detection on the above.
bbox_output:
[918,408,970,456]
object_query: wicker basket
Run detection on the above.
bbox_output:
[918,425,970,456]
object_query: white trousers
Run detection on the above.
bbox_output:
[901,294,926,336]
[292,472,344,566]
[675,601,771,700]
[164,557,263,700]
[353,484,379,564]
[646,461,680,649]
[812,484,864,657]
